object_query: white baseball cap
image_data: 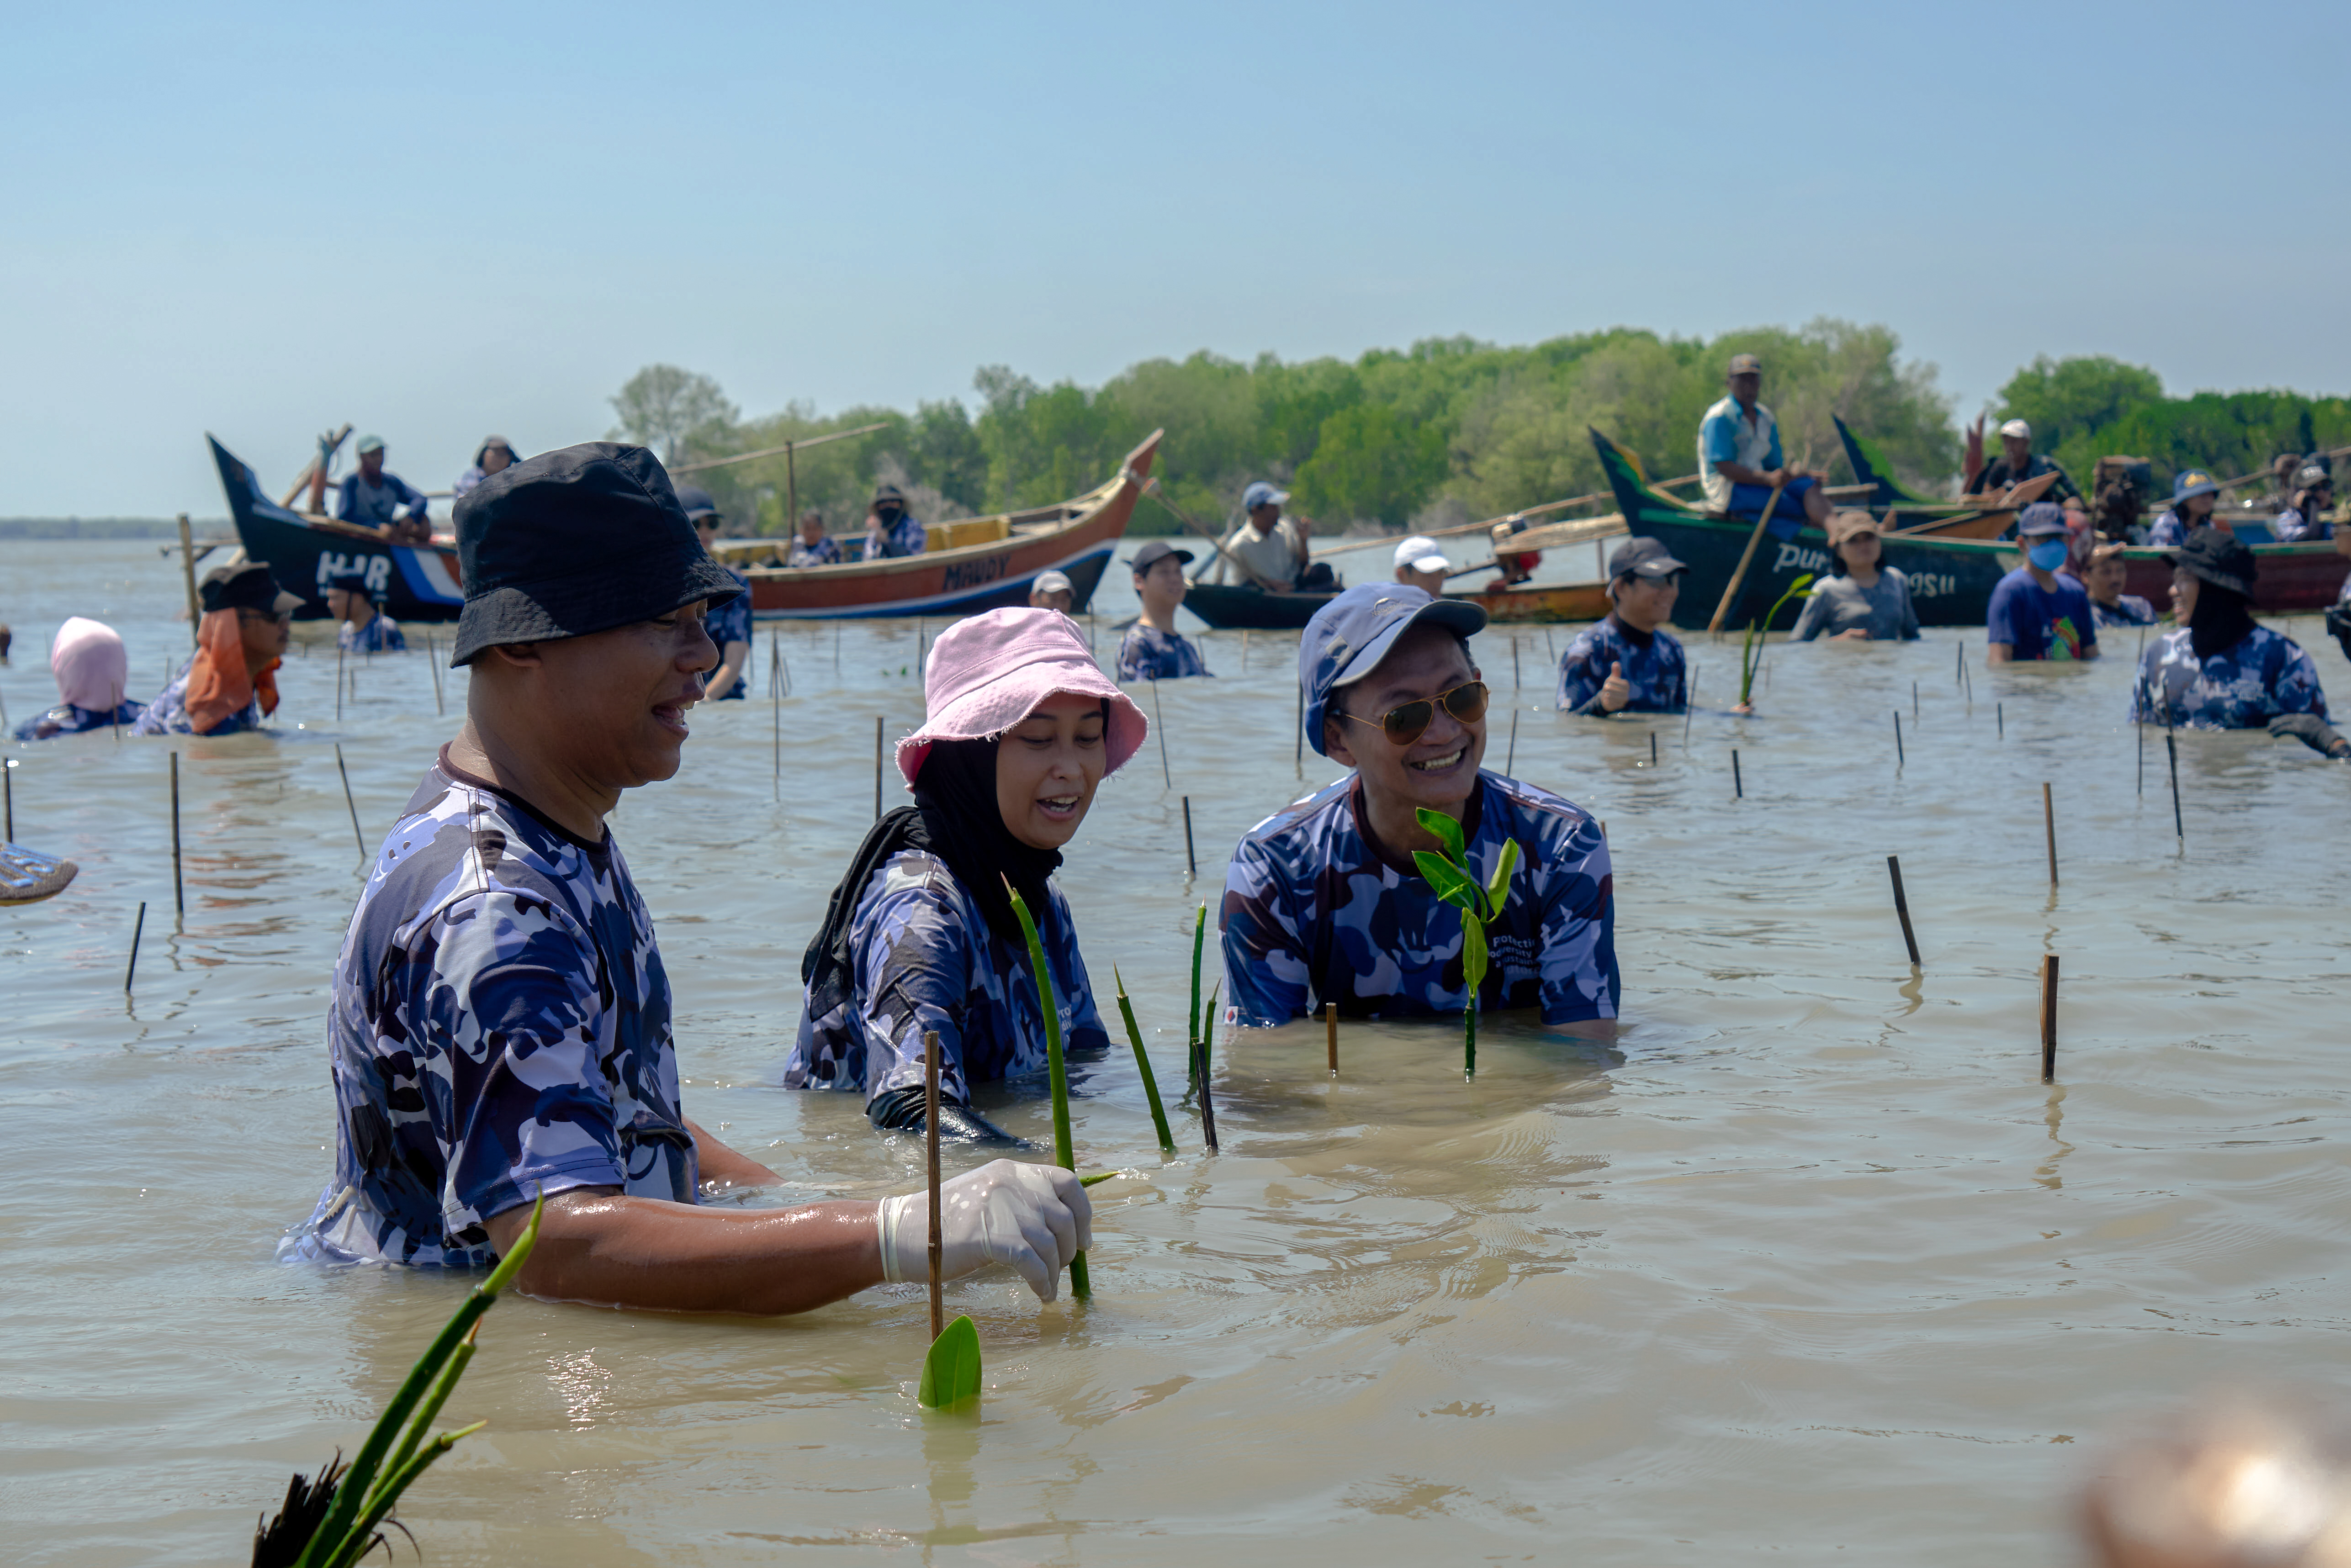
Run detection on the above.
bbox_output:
[1997,418,2031,441]
[1393,535,1449,574]
[1031,569,1073,595]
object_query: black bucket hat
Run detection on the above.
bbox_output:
[2166,528,2259,598]
[200,560,303,617]
[449,442,743,666]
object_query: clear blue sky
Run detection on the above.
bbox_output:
[5,0,2342,515]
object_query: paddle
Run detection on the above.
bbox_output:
[1708,478,1788,635]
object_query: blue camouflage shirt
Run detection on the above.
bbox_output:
[787,536,843,568]
[131,655,265,736]
[1221,771,1617,1028]
[1557,616,1687,713]
[784,850,1110,1108]
[865,514,927,560]
[704,567,753,700]
[2091,593,2158,628]
[13,700,146,741]
[2275,506,2334,543]
[2145,510,2205,547]
[338,615,408,653]
[293,752,696,1267]
[1117,623,1212,681]
[2131,625,2329,730]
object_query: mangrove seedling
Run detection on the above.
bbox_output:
[258,1196,544,1568]
[1737,573,1815,707]
[1112,966,1178,1152]
[1003,878,1090,1299]
[918,1314,983,1412]
[1194,982,1220,1153]
[1186,903,1206,1096]
[1409,807,1520,1079]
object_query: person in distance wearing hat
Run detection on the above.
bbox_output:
[133,561,301,735]
[1699,353,1832,533]
[1393,535,1451,597]
[863,483,926,560]
[451,435,518,500]
[1222,585,1617,1035]
[1986,503,2100,666]
[335,434,433,544]
[786,608,1141,1166]
[294,445,1088,1314]
[13,617,146,740]
[326,570,407,653]
[1207,481,1332,592]
[1791,512,1921,643]
[1027,569,1076,613]
[2146,468,2224,547]
[679,486,752,700]
[1963,417,2081,506]
[1557,538,1693,714]
[1116,540,1211,680]
[2274,464,2335,543]
[2132,529,2330,734]
[2070,542,2159,629]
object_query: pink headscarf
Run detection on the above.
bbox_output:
[50,617,127,713]
[896,607,1146,787]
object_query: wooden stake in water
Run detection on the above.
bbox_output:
[1512,637,1521,691]
[1325,1002,1338,1077]
[1886,855,1921,966]
[1295,681,1304,766]
[1997,701,2004,739]
[2166,731,2184,840]
[335,641,346,723]
[1912,680,1919,721]
[1683,672,1697,750]
[1181,796,1197,878]
[3,761,11,841]
[1504,708,1518,774]
[2039,954,2060,1083]
[169,752,184,916]
[2043,781,2058,887]
[2137,719,2145,796]
[1195,985,1221,1155]
[1731,749,1743,798]
[1650,731,1657,767]
[1954,641,1962,685]
[1241,628,1250,671]
[1151,679,1172,789]
[334,743,366,856]
[1893,711,1905,768]
[770,634,782,797]
[874,716,884,821]
[124,900,147,992]
[427,635,445,717]
[924,1029,943,1341]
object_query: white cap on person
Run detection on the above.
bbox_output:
[1393,535,1449,574]
[1998,418,2031,441]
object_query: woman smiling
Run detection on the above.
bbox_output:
[786,609,1146,1141]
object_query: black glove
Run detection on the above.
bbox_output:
[866,1083,1028,1145]
[2326,603,2351,664]
[2268,712,2351,759]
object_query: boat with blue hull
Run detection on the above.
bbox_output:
[209,435,466,622]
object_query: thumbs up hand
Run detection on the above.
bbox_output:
[1599,660,1632,713]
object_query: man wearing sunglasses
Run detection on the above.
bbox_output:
[1221,585,1618,1036]
[1557,538,1691,715]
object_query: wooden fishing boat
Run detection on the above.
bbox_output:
[209,435,466,622]
[719,431,1162,619]
[1832,415,2054,536]
[1183,577,1610,631]
[1593,428,2351,629]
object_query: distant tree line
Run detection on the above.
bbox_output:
[607,327,2346,539]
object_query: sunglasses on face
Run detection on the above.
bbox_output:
[1341,680,1488,747]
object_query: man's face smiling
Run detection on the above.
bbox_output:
[1325,624,1484,817]
[529,603,717,790]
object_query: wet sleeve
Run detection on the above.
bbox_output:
[1556,634,1607,713]
[1790,586,1830,641]
[1115,631,1143,682]
[1535,818,1619,1026]
[2275,644,2328,720]
[415,891,627,1230]
[851,878,977,1107]
[1984,578,2019,647]
[1220,839,1311,1026]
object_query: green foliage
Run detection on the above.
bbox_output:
[1738,575,1816,705]
[918,1315,983,1411]
[1003,880,1088,1299]
[1410,813,1518,1077]
[1995,356,2351,496]
[1111,966,1177,1153]
[607,365,738,467]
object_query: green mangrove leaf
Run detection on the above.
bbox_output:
[1111,966,1176,1153]
[1187,904,1205,1061]
[1414,806,1467,862]
[1461,910,1489,996]
[1483,839,1520,916]
[919,1315,983,1410]
[1412,850,1479,910]
[1004,878,1087,1298]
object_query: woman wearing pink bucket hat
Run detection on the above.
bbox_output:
[785,608,1147,1141]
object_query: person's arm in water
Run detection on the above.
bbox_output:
[704,639,750,699]
[1537,812,1620,1041]
[687,1118,778,1189]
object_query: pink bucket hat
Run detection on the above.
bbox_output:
[51,617,128,712]
[896,607,1146,787]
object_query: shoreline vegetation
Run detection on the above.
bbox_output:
[0,518,221,539]
[615,323,2351,542]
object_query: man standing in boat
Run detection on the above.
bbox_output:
[1208,482,1334,592]
[863,484,926,560]
[1963,418,2081,506]
[1699,354,1832,533]
[1116,541,1210,680]
[1221,584,1617,1034]
[327,570,407,653]
[291,442,1090,1313]
[336,435,434,543]
[1986,504,2100,665]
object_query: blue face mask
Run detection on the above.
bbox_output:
[2027,540,2070,572]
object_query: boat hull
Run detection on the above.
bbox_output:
[209,436,466,622]
[1184,578,1610,631]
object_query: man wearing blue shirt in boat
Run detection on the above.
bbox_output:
[1699,354,1832,535]
[1222,584,1616,1034]
[1116,540,1211,681]
[327,571,407,653]
[1986,504,2099,665]
[1556,538,1691,715]
[683,487,752,701]
[336,435,433,543]
[862,484,926,560]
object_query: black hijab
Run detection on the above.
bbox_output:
[2187,581,2258,660]
[799,735,1067,1025]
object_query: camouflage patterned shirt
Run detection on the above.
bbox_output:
[337,615,408,653]
[1221,771,1618,1028]
[784,849,1110,1107]
[1556,616,1688,714]
[130,654,264,736]
[1117,623,1212,681]
[2131,625,2330,730]
[296,752,696,1267]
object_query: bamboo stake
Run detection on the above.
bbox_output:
[169,752,184,916]
[3,762,11,841]
[1708,480,1786,634]
[1151,679,1171,788]
[1997,701,2004,739]
[427,634,445,717]
[1325,1002,1338,1077]
[1886,856,1920,966]
[2043,781,2058,887]
[1732,748,1743,798]
[1294,681,1304,767]
[176,514,200,647]
[1683,672,1697,750]
[1195,986,1220,1154]
[1505,708,1518,774]
[1241,628,1250,671]
[2166,732,2184,840]
[334,744,366,856]
[875,716,884,820]
[1181,796,1197,878]
[1912,680,1919,721]
[1894,711,1905,768]
[125,901,146,992]
[336,641,346,723]
[925,1029,943,1341]
[1649,731,1657,767]
[1512,637,1521,691]
[2039,955,2059,1083]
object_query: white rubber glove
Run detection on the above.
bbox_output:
[877,1159,1092,1303]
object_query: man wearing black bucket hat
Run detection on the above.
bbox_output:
[132,560,301,735]
[863,482,926,560]
[2131,528,2331,735]
[291,443,1090,1313]
[1221,584,1618,1036]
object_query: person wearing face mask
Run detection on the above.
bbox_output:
[1986,504,2100,665]
[1222,584,1616,1033]
[786,608,1145,1143]
[862,483,927,560]
[2273,465,2335,542]
[2145,469,2223,547]
[1556,538,1691,713]
[12,617,146,739]
[2132,530,2328,734]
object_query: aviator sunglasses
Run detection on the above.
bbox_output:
[1341,680,1488,747]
